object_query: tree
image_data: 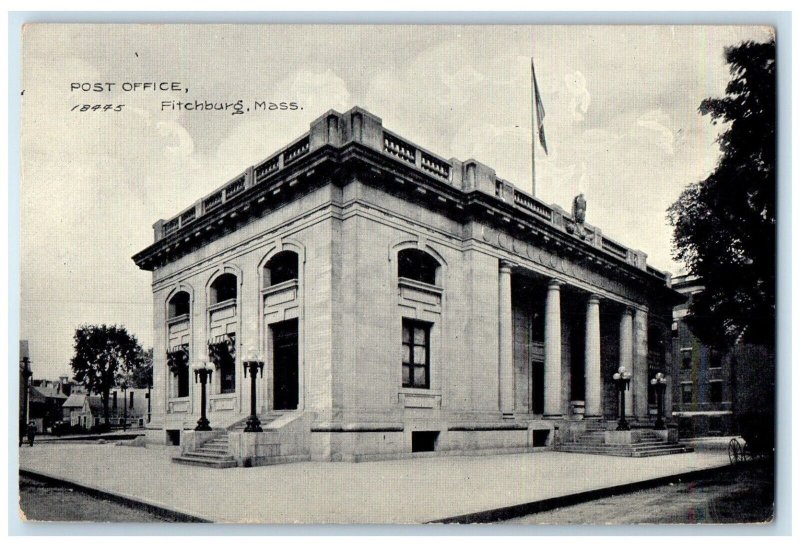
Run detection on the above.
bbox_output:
[130,348,153,389]
[668,38,775,348]
[70,324,144,428]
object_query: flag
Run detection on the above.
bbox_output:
[532,58,548,155]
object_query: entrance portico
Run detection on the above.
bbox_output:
[501,261,652,425]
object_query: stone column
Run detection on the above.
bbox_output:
[584,294,602,419]
[619,308,634,418]
[544,279,562,418]
[498,260,515,417]
[633,307,649,420]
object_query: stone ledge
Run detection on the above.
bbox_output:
[311,422,404,432]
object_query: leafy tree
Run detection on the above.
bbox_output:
[130,348,153,389]
[70,324,144,427]
[668,38,775,348]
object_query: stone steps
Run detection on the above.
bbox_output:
[171,454,238,468]
[558,444,693,458]
[173,414,287,469]
[173,430,236,468]
[558,425,693,458]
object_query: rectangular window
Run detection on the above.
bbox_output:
[709,416,723,433]
[709,381,723,403]
[681,349,692,370]
[129,391,134,409]
[402,319,430,389]
[682,384,692,404]
[709,349,722,369]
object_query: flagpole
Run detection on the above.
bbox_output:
[531,57,536,197]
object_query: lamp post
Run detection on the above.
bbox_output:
[612,365,632,431]
[650,372,668,430]
[192,361,213,431]
[19,357,32,447]
[243,348,264,433]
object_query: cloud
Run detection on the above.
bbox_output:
[564,71,591,122]
[636,109,676,155]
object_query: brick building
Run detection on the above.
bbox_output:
[133,107,682,464]
[670,274,774,437]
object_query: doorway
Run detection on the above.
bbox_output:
[531,359,545,414]
[271,319,298,410]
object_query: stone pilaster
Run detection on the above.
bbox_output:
[584,294,602,419]
[544,279,562,418]
[498,260,515,417]
[633,307,649,419]
[619,307,634,417]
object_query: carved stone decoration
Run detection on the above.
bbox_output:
[572,193,587,238]
[208,333,236,367]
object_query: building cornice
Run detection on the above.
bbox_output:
[132,106,679,303]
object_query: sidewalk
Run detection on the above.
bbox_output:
[18,443,730,524]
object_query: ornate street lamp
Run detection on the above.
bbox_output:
[612,365,632,431]
[650,372,668,430]
[243,348,264,433]
[192,361,213,431]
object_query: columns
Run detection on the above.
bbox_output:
[498,260,514,417]
[619,308,634,417]
[584,294,602,419]
[633,307,649,419]
[543,279,562,418]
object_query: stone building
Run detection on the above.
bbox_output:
[133,107,682,464]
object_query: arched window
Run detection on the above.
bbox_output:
[168,291,190,319]
[398,249,439,285]
[264,251,299,288]
[210,273,237,305]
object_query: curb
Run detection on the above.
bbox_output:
[19,468,212,523]
[427,463,734,524]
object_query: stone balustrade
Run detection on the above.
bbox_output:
[151,106,661,277]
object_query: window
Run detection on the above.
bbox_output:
[681,349,692,370]
[709,349,723,369]
[681,384,692,404]
[129,391,134,409]
[709,416,723,433]
[671,321,678,337]
[167,345,190,398]
[210,273,237,305]
[402,319,430,388]
[264,251,299,287]
[209,334,236,394]
[168,291,190,319]
[709,381,723,403]
[398,249,439,285]
[411,431,439,452]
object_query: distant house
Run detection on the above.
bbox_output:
[62,387,150,429]
[108,387,150,427]
[28,380,68,433]
[62,393,105,429]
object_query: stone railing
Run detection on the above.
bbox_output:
[151,106,663,278]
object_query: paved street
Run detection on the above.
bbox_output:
[19,442,730,524]
[19,475,177,523]
[503,460,774,524]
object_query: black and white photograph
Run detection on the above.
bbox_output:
[15,21,779,527]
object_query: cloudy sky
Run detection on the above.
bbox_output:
[20,24,773,379]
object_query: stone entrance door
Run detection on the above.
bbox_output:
[271,319,298,410]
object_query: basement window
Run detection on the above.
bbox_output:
[412,431,439,453]
[532,429,550,447]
